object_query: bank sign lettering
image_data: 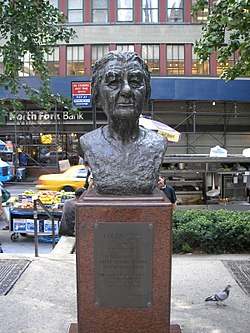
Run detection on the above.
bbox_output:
[72,82,92,107]
[8,111,84,122]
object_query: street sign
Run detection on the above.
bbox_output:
[72,82,92,107]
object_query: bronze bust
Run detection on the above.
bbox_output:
[80,51,167,195]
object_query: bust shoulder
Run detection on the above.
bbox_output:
[141,126,167,144]
[80,127,104,147]
[138,127,168,155]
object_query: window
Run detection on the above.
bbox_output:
[166,0,183,23]
[49,0,58,8]
[19,52,35,77]
[44,47,60,76]
[141,0,159,23]
[192,46,209,75]
[191,0,209,23]
[116,45,135,52]
[217,53,235,76]
[67,46,85,76]
[117,0,133,22]
[142,45,160,75]
[67,0,83,23]
[91,45,109,68]
[166,45,184,75]
[92,0,109,23]
[18,47,60,77]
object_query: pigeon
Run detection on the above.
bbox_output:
[205,284,231,306]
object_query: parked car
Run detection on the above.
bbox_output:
[36,165,88,192]
[0,158,13,182]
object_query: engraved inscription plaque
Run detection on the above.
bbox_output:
[94,223,153,307]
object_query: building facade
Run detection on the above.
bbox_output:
[0,0,250,175]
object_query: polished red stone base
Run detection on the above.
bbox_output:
[67,323,77,333]
[67,323,182,333]
[170,324,182,333]
[72,189,180,333]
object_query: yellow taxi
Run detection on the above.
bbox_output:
[36,165,88,192]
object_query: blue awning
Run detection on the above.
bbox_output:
[1,76,250,102]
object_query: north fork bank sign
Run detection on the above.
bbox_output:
[7,111,85,124]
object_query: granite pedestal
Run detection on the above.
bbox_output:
[69,189,181,333]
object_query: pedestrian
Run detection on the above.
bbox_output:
[58,188,85,237]
[83,161,92,190]
[0,182,10,230]
[20,152,28,166]
[78,154,84,165]
[157,175,177,209]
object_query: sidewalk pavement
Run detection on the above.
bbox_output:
[1,182,250,332]
[0,246,249,333]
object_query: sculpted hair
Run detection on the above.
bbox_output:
[91,50,151,107]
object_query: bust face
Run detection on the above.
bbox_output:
[98,59,147,122]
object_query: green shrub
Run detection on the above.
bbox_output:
[172,209,250,254]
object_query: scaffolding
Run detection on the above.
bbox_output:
[0,99,249,180]
[147,100,250,155]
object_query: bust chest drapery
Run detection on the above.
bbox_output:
[80,126,167,195]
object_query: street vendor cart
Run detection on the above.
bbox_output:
[7,189,74,244]
[9,208,62,242]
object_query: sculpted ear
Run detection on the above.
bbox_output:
[92,89,102,110]
[95,95,103,110]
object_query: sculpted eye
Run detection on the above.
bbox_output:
[130,79,142,88]
[128,72,144,89]
[105,73,120,88]
[107,78,119,87]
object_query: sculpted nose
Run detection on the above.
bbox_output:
[120,80,131,97]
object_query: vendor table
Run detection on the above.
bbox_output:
[9,208,62,242]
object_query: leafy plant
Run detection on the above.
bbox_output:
[172,209,250,254]
[0,0,76,113]
[192,0,250,80]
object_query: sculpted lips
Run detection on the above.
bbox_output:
[116,103,134,107]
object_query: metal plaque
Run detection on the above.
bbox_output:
[94,223,153,307]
